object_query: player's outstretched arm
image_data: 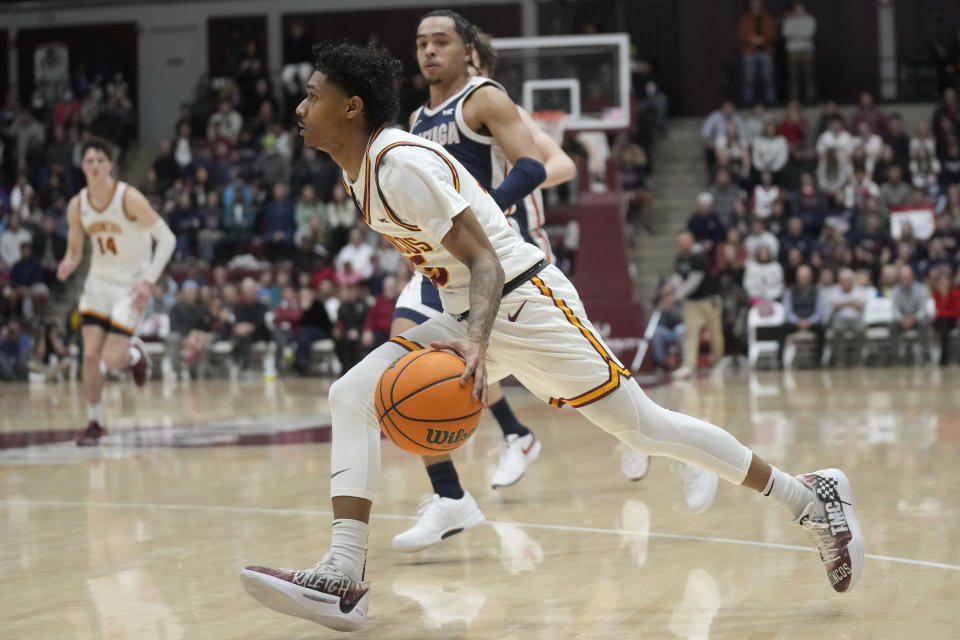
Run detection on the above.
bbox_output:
[517,105,576,188]
[124,186,176,310]
[432,208,504,406]
[57,196,84,281]
[467,86,546,211]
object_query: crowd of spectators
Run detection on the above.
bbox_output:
[659,86,960,374]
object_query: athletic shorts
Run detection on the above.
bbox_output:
[78,275,142,336]
[392,272,444,324]
[390,264,629,408]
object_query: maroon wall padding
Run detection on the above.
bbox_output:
[573,191,647,369]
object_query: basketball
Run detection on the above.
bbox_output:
[375,349,483,455]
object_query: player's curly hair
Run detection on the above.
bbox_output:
[420,9,499,77]
[312,41,402,132]
[80,136,115,162]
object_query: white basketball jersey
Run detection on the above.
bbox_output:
[80,181,151,284]
[343,127,544,316]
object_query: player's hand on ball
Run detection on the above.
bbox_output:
[131,280,152,312]
[56,257,78,281]
[431,336,488,406]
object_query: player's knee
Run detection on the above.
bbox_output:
[101,347,128,370]
[328,367,364,411]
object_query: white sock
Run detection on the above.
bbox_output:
[329,519,368,581]
[127,346,141,367]
[88,403,103,423]
[763,466,814,519]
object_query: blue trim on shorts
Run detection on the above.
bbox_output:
[391,307,432,324]
[420,277,444,312]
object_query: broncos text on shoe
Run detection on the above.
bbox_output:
[794,468,864,593]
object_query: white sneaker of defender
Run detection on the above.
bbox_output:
[392,492,485,553]
[490,433,542,488]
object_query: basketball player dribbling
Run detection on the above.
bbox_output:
[390,11,717,554]
[57,137,176,445]
[240,42,864,632]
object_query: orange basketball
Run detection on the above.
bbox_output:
[375,349,483,456]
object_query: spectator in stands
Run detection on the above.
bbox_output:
[782,263,824,358]
[231,277,270,373]
[743,104,768,144]
[816,114,851,164]
[890,265,932,362]
[780,216,815,262]
[264,182,296,259]
[911,122,936,162]
[153,139,179,192]
[752,170,781,219]
[32,215,65,288]
[222,172,257,256]
[295,183,327,238]
[779,101,814,172]
[926,238,956,277]
[291,146,336,197]
[0,214,32,269]
[166,281,211,379]
[0,320,29,381]
[269,283,302,373]
[7,109,45,166]
[8,242,47,319]
[745,217,779,260]
[880,165,911,211]
[939,139,960,188]
[617,142,653,230]
[911,146,942,198]
[884,113,910,172]
[845,167,880,211]
[752,121,789,181]
[169,190,202,259]
[715,122,751,184]
[326,184,356,256]
[782,1,817,104]
[817,145,852,198]
[28,319,71,382]
[173,121,194,174]
[672,231,723,378]
[708,168,747,225]
[335,227,375,281]
[9,171,35,224]
[851,91,886,136]
[362,274,399,350]
[333,281,369,374]
[701,102,744,169]
[932,271,960,365]
[851,121,883,175]
[255,134,291,187]
[737,0,777,106]
[197,190,224,264]
[744,240,784,302]
[932,86,960,137]
[932,210,959,253]
[649,283,685,373]
[687,192,726,252]
[871,144,898,186]
[826,268,869,366]
[632,57,669,133]
[207,100,243,146]
[295,286,333,375]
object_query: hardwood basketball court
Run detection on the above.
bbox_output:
[2,368,959,638]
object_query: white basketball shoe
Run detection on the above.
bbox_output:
[490,433,542,488]
[618,446,651,481]
[670,461,719,513]
[793,468,864,592]
[240,555,370,631]
[392,492,486,552]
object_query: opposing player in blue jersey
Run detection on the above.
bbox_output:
[390,11,718,554]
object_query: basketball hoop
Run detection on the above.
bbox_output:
[530,110,567,145]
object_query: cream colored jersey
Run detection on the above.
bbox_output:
[343,127,544,315]
[79,181,151,285]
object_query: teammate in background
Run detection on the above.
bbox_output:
[391,11,716,554]
[57,137,176,445]
[241,42,863,632]
[388,11,574,552]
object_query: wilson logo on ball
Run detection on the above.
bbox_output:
[424,426,477,446]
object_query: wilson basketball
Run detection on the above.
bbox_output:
[375,349,483,456]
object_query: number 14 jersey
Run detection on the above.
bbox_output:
[80,180,151,285]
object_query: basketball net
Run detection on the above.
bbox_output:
[530,110,567,145]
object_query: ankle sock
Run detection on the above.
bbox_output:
[426,460,465,500]
[763,466,814,519]
[127,345,141,367]
[490,397,530,438]
[329,518,369,581]
[87,403,103,423]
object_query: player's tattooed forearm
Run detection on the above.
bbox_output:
[466,256,504,342]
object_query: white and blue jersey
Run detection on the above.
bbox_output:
[397,76,552,320]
